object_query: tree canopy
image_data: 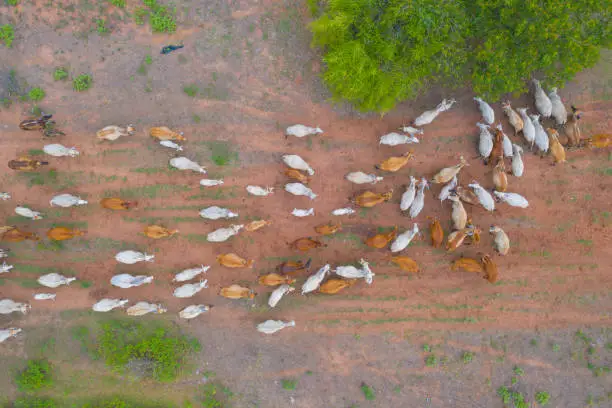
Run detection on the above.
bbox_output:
[309,0,611,113]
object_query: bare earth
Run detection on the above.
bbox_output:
[1,1,611,407]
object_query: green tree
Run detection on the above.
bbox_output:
[309,0,611,113]
[310,0,468,113]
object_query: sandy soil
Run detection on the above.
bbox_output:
[0,1,611,406]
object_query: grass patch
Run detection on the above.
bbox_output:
[110,0,126,7]
[104,184,190,199]
[187,186,237,201]
[281,379,297,390]
[73,74,93,92]
[425,354,438,367]
[28,148,45,156]
[15,359,53,392]
[577,239,593,246]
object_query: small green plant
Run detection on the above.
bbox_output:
[144,54,153,65]
[137,63,147,75]
[462,351,474,364]
[536,391,551,406]
[513,366,525,376]
[110,0,126,7]
[96,18,109,35]
[552,343,560,352]
[15,359,53,392]
[28,87,46,102]
[7,0,19,5]
[422,344,432,352]
[134,7,148,25]
[0,24,15,48]
[497,386,511,404]
[530,338,539,346]
[425,354,438,367]
[183,84,199,97]
[53,67,69,81]
[73,74,93,91]
[192,114,201,123]
[281,379,297,390]
[361,383,375,400]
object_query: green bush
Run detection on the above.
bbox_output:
[7,0,19,5]
[12,397,57,408]
[73,74,93,91]
[109,0,126,7]
[0,24,15,48]
[310,0,612,113]
[53,67,69,81]
[28,87,45,102]
[94,320,200,382]
[536,391,551,406]
[14,359,53,392]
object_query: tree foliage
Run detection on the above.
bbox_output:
[310,0,611,112]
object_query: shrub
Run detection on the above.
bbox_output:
[7,0,19,5]
[462,351,474,364]
[360,383,375,400]
[149,7,176,33]
[0,24,15,48]
[53,67,68,81]
[110,0,126,7]
[94,320,200,382]
[536,391,551,406]
[28,87,45,102]
[425,354,438,367]
[73,74,93,91]
[183,84,199,97]
[281,379,297,390]
[15,359,53,392]
[310,0,612,113]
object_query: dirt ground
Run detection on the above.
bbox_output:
[0,1,611,407]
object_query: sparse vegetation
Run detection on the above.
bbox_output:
[110,0,126,7]
[7,0,19,6]
[28,87,46,102]
[53,67,69,81]
[360,383,375,400]
[73,74,93,91]
[76,319,200,382]
[0,24,15,48]
[425,354,438,367]
[15,359,53,392]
